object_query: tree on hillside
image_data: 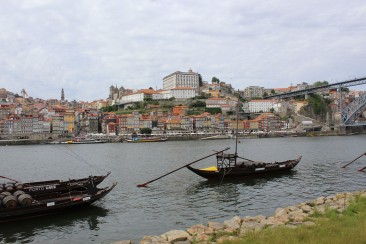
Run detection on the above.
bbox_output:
[212,77,220,84]
[205,107,222,114]
[199,74,203,87]
[313,81,329,87]
[190,100,206,108]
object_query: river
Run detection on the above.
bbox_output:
[0,135,365,243]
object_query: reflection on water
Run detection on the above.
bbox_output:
[0,205,108,243]
[0,135,365,243]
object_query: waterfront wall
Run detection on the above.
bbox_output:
[0,126,365,146]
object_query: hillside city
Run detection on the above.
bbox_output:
[0,69,365,141]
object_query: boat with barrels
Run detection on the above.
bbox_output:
[0,172,111,196]
[0,176,116,223]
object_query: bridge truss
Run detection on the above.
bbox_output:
[341,93,366,126]
[265,77,366,99]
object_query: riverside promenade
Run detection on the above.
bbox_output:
[0,127,365,146]
[112,190,366,244]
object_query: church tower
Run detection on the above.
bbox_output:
[61,88,65,101]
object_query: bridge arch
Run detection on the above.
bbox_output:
[341,93,366,125]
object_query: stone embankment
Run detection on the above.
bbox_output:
[112,190,366,244]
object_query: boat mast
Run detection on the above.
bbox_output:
[235,90,240,158]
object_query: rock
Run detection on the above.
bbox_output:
[216,235,239,244]
[239,221,265,236]
[315,197,325,205]
[161,230,191,243]
[111,241,133,244]
[223,216,242,230]
[285,206,299,213]
[336,193,346,199]
[261,216,284,227]
[140,236,169,244]
[242,215,266,223]
[288,210,307,222]
[187,224,214,236]
[275,208,289,223]
[301,205,313,213]
[208,222,224,231]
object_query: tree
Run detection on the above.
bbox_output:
[271,89,276,94]
[263,92,268,97]
[206,107,222,114]
[140,128,152,134]
[190,100,206,108]
[313,81,329,87]
[199,74,203,87]
[212,77,220,84]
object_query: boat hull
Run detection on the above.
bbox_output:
[2,172,111,196]
[186,157,301,180]
[0,183,116,223]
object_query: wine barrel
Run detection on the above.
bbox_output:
[15,182,23,190]
[13,190,25,198]
[0,192,11,201]
[5,183,14,191]
[2,195,17,208]
[18,194,32,206]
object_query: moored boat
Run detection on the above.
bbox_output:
[1,172,111,196]
[125,136,167,143]
[65,137,104,144]
[186,154,302,180]
[0,177,116,223]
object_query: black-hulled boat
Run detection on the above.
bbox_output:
[186,92,302,180]
[186,154,301,180]
[0,177,116,223]
[1,172,111,196]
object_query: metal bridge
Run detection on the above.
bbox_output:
[265,77,366,99]
[264,76,366,126]
[341,92,366,126]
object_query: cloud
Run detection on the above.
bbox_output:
[0,0,365,101]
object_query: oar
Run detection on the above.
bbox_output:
[0,175,19,182]
[358,166,366,172]
[137,147,230,187]
[341,152,366,168]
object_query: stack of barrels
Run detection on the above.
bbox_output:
[0,182,32,209]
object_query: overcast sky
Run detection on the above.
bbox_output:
[0,0,365,101]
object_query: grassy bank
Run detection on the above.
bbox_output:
[227,196,366,244]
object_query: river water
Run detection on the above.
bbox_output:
[0,135,365,243]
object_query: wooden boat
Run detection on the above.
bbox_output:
[186,92,302,180]
[0,177,116,223]
[65,137,104,144]
[1,172,111,196]
[186,154,302,180]
[125,136,167,143]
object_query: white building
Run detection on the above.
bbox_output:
[248,100,277,113]
[121,89,158,103]
[153,87,196,100]
[163,69,200,93]
[170,87,196,100]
